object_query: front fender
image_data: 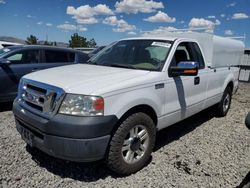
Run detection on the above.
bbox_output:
[222,72,234,92]
[104,86,164,119]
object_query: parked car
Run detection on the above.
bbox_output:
[88,46,106,58]
[13,33,244,175]
[0,45,89,102]
[0,41,21,49]
[246,112,250,129]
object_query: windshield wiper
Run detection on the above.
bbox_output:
[106,63,138,69]
[87,60,97,65]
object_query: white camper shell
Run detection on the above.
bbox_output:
[142,32,245,68]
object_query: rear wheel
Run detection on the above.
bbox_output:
[106,112,156,175]
[245,112,250,129]
[216,87,232,117]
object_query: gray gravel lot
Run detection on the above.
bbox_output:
[0,83,250,188]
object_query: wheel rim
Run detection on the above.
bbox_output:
[121,125,149,164]
[223,93,230,112]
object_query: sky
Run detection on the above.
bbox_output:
[0,0,249,47]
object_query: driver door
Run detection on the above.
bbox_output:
[164,41,208,124]
[0,49,40,102]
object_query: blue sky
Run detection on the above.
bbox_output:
[0,0,249,47]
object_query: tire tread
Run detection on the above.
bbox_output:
[106,113,156,175]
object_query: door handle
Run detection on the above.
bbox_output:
[194,76,200,85]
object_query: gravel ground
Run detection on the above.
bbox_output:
[0,83,249,188]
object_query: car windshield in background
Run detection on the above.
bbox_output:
[0,48,11,57]
[89,40,172,71]
[90,46,106,55]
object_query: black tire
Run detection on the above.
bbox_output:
[245,112,250,130]
[106,112,156,175]
[216,87,232,117]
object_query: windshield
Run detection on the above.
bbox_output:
[89,40,172,71]
[91,46,106,55]
[0,48,11,57]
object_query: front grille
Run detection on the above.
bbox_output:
[26,84,47,94]
[19,79,65,117]
[25,101,43,111]
[22,84,57,112]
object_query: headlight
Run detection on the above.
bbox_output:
[59,94,104,116]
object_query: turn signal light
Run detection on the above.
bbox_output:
[94,98,104,111]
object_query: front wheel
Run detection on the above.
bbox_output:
[245,112,250,129]
[106,112,156,175]
[216,87,232,117]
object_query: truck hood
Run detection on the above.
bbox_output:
[23,64,150,95]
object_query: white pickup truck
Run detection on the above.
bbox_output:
[13,32,244,175]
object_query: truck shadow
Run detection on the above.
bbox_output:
[0,102,13,112]
[154,107,216,151]
[236,171,250,188]
[25,106,217,181]
[26,145,112,181]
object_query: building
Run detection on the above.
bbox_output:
[239,48,250,82]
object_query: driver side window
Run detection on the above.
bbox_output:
[170,42,205,69]
[171,42,192,67]
[7,50,39,64]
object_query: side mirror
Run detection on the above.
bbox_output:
[0,58,11,65]
[169,61,198,77]
[245,112,250,130]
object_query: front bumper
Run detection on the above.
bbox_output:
[13,99,118,162]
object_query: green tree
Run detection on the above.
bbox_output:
[43,40,50,46]
[44,41,52,46]
[26,35,38,44]
[69,33,88,48]
[87,38,97,48]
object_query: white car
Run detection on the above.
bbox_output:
[0,41,21,49]
[13,32,244,175]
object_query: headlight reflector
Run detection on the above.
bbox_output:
[59,94,104,116]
